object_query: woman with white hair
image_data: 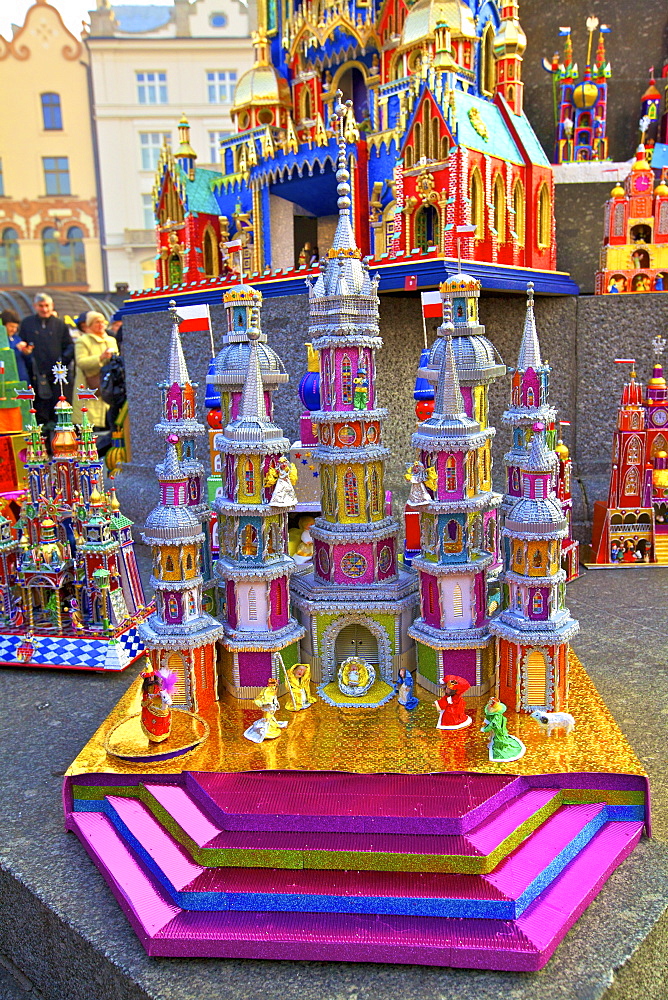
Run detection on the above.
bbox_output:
[71,311,118,428]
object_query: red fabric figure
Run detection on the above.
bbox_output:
[434,674,472,730]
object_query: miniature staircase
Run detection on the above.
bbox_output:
[66,771,645,971]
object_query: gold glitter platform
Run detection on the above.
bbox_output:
[67,652,645,779]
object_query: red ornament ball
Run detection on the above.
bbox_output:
[207,408,223,429]
[415,399,434,421]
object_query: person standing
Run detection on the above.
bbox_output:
[18,293,73,427]
[1,308,33,385]
[71,311,118,429]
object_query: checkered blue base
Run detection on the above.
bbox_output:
[0,624,146,672]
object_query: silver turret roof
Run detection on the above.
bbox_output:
[517,282,542,371]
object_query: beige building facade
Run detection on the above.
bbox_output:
[86,0,255,291]
[0,0,104,293]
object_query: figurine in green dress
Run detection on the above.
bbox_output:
[481,697,526,763]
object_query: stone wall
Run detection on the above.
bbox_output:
[116,290,668,542]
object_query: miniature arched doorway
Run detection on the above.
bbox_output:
[335,622,379,667]
[525,649,547,706]
[480,22,496,96]
[631,248,650,269]
[335,64,368,124]
[202,226,219,276]
[414,204,439,253]
[167,650,188,704]
[168,253,182,284]
[630,224,651,243]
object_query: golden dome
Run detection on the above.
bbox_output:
[555,440,570,460]
[494,14,526,58]
[657,450,668,458]
[400,0,477,49]
[610,183,625,197]
[109,489,120,511]
[440,273,481,294]
[656,182,668,196]
[572,81,598,110]
[232,34,291,116]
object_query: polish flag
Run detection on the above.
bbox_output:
[77,386,99,401]
[14,387,35,401]
[224,239,243,252]
[177,303,211,333]
[421,290,442,319]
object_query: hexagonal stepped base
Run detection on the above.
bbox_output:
[66,770,645,970]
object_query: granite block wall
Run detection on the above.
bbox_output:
[117,290,668,542]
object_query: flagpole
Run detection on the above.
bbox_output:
[207,306,215,358]
[422,311,428,350]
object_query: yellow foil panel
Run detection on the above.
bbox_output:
[67,652,646,779]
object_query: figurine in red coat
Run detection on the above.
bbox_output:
[434,675,472,730]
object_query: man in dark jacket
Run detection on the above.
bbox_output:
[18,293,74,427]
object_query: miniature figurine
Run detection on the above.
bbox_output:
[284,662,316,711]
[434,675,472,730]
[404,459,437,506]
[337,655,375,697]
[243,678,288,742]
[68,597,84,633]
[395,665,419,710]
[140,666,178,744]
[530,709,575,737]
[291,515,315,565]
[353,369,369,410]
[265,456,298,508]
[481,697,526,762]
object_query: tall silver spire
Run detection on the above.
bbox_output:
[434,301,466,418]
[517,282,542,371]
[167,300,191,384]
[225,318,287,447]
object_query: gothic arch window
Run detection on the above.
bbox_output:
[452,583,464,617]
[659,201,668,235]
[414,121,422,159]
[444,518,462,552]
[487,519,495,553]
[482,445,490,484]
[512,180,525,245]
[493,174,506,242]
[167,596,179,618]
[241,524,258,556]
[532,548,542,568]
[470,168,484,240]
[185,552,193,570]
[626,435,642,464]
[526,386,535,406]
[466,452,476,493]
[415,204,439,253]
[481,22,496,96]
[244,459,255,495]
[341,354,353,404]
[369,465,381,516]
[531,591,544,616]
[344,467,359,516]
[623,466,640,496]
[321,351,331,405]
[188,591,196,615]
[42,225,86,285]
[630,412,641,429]
[427,580,435,615]
[170,400,179,419]
[248,587,257,620]
[652,434,668,456]
[202,225,219,277]
[445,455,457,491]
[525,649,547,705]
[431,116,440,161]
[275,581,283,617]
[536,183,551,249]
[0,228,22,285]
[322,466,336,516]
[165,554,174,572]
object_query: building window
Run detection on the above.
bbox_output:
[537,183,551,248]
[623,467,640,496]
[41,93,62,130]
[209,11,228,26]
[452,584,463,617]
[248,587,257,620]
[42,226,86,285]
[341,354,353,403]
[0,158,4,196]
[369,465,381,516]
[244,459,255,495]
[241,524,258,557]
[344,467,359,516]
[513,180,525,245]
[207,70,237,104]
[208,130,229,163]
[481,22,496,95]
[525,649,547,705]
[140,132,171,171]
[493,174,506,242]
[202,225,219,276]
[445,455,457,491]
[136,71,167,105]
[167,596,179,618]
[43,157,70,195]
[470,167,484,240]
[142,194,155,230]
[0,228,21,285]
[532,591,544,616]
[165,555,174,572]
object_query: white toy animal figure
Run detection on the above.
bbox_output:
[530,710,576,737]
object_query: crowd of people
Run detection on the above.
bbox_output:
[1,292,125,453]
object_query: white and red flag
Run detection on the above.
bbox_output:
[176,303,211,334]
[421,290,443,319]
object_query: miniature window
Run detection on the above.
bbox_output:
[202,226,219,277]
[322,467,336,516]
[445,456,457,491]
[241,524,258,556]
[537,184,551,248]
[321,352,330,405]
[167,596,179,618]
[165,555,174,572]
[244,459,255,495]
[512,181,525,245]
[427,581,435,615]
[186,552,193,570]
[452,584,463,617]
[525,650,547,705]
[344,467,359,516]
[532,549,542,568]
[470,168,484,240]
[613,203,625,237]
[248,587,257,620]
[0,228,21,285]
[526,386,535,406]
[531,591,544,616]
[626,436,641,464]
[341,355,353,404]
[481,22,496,96]
[487,519,495,553]
[369,466,381,516]
[493,174,506,242]
[514,546,522,564]
[623,467,640,496]
[275,583,283,617]
[188,592,196,615]
[659,202,668,235]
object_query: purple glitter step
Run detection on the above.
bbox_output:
[105,793,611,918]
[189,771,521,835]
[68,810,643,970]
[143,784,560,870]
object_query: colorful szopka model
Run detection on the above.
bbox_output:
[550,18,611,164]
[243,678,288,742]
[595,144,668,295]
[434,675,471,730]
[481,697,526,762]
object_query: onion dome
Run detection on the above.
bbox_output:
[610,183,625,197]
[572,69,599,110]
[211,285,288,390]
[494,1,527,58]
[232,31,291,127]
[655,181,668,196]
[400,0,476,48]
[554,439,570,461]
